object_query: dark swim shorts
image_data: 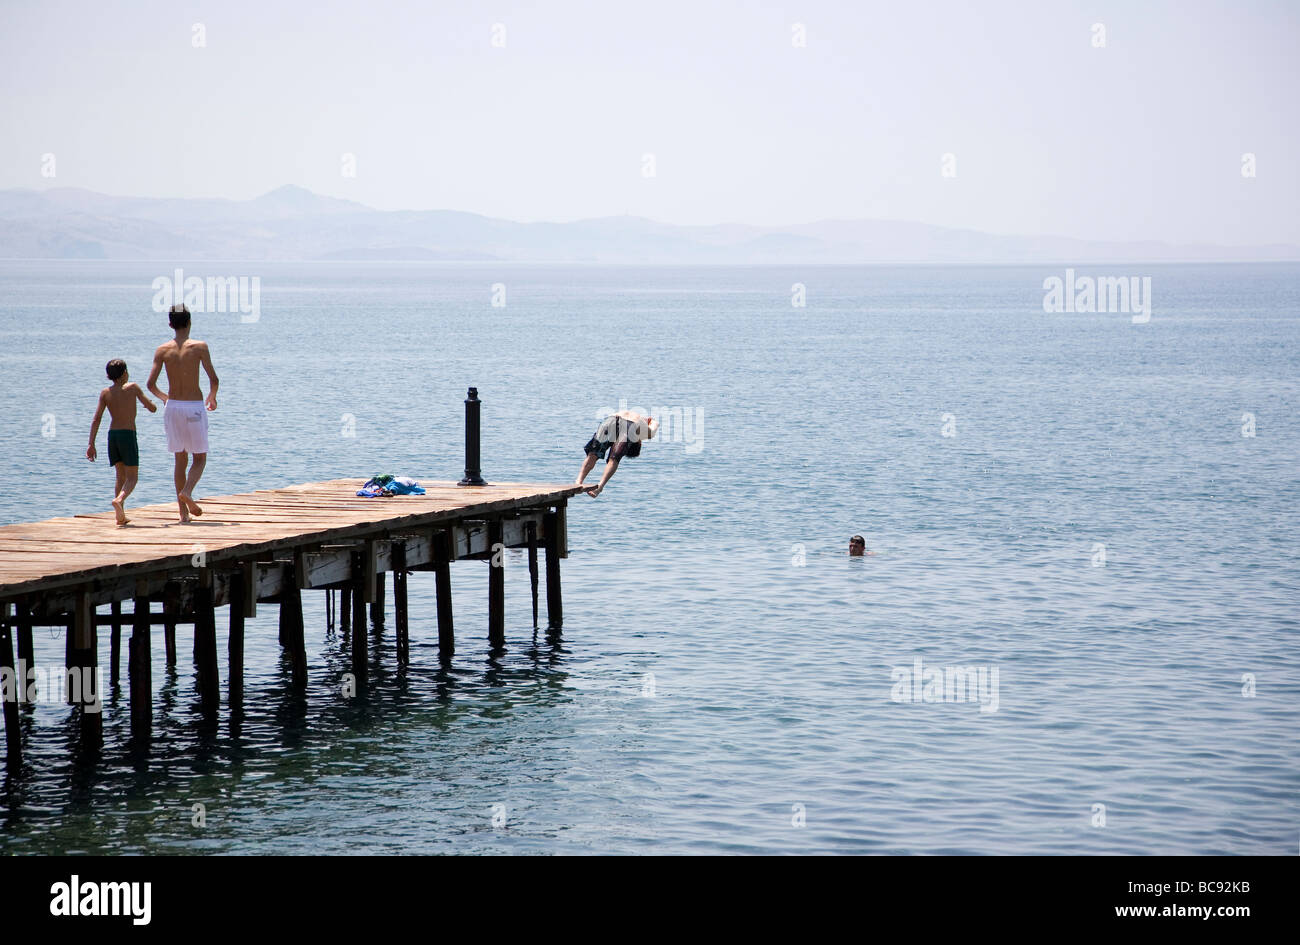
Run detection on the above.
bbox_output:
[107,429,139,467]
[584,416,643,461]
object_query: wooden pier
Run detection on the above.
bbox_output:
[0,478,582,769]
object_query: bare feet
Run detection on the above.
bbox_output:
[178,491,203,517]
[112,498,127,526]
[585,485,602,498]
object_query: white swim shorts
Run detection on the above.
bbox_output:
[164,400,209,454]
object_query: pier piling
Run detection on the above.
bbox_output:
[527,522,539,630]
[63,611,72,698]
[67,594,86,705]
[282,574,306,692]
[109,600,122,687]
[194,585,219,714]
[163,582,179,667]
[277,563,291,648]
[393,540,409,665]
[435,532,454,658]
[74,592,101,745]
[228,570,245,705]
[488,520,505,650]
[15,603,33,693]
[544,510,563,630]
[350,550,366,680]
[371,572,385,631]
[1,605,20,770]
[129,595,151,737]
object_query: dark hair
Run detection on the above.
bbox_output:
[850,535,865,545]
[169,304,191,329]
[106,359,127,381]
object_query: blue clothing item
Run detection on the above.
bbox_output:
[387,478,425,495]
[357,475,425,497]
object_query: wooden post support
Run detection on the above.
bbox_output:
[163,581,179,667]
[434,531,455,658]
[228,569,245,705]
[341,586,352,636]
[64,606,74,696]
[544,510,563,629]
[74,592,102,745]
[194,585,218,714]
[527,521,540,630]
[294,549,308,591]
[278,592,287,646]
[109,600,122,687]
[68,594,91,706]
[364,542,378,604]
[241,562,258,618]
[393,540,409,666]
[1,608,21,770]
[371,571,386,630]
[16,602,33,688]
[129,596,152,737]
[277,563,291,649]
[350,550,367,680]
[281,566,307,692]
[488,519,505,650]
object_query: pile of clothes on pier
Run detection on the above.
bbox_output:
[356,474,426,498]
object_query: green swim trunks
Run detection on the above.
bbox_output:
[107,429,139,467]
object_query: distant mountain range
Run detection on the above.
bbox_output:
[0,185,1295,263]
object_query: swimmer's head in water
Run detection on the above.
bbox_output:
[106,359,127,381]
[169,304,191,330]
[849,535,866,556]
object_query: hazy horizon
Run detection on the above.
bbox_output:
[2,1,1297,247]
[5,183,1296,262]
[9,183,1300,251]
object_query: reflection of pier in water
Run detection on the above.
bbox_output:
[0,476,581,770]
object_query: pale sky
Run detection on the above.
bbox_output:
[1,0,1297,245]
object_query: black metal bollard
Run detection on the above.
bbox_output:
[458,386,487,486]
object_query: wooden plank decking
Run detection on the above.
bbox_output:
[0,479,584,601]
[0,476,585,764]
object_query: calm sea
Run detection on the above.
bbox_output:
[0,260,1296,854]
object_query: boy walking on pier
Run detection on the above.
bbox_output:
[87,359,158,525]
[146,304,220,523]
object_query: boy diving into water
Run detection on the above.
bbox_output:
[576,410,658,498]
[86,359,158,525]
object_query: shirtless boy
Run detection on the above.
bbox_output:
[86,359,158,525]
[576,409,658,498]
[146,304,219,523]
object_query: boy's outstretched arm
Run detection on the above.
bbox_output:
[586,457,620,498]
[146,346,166,403]
[131,382,158,413]
[86,389,106,461]
[199,342,219,411]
